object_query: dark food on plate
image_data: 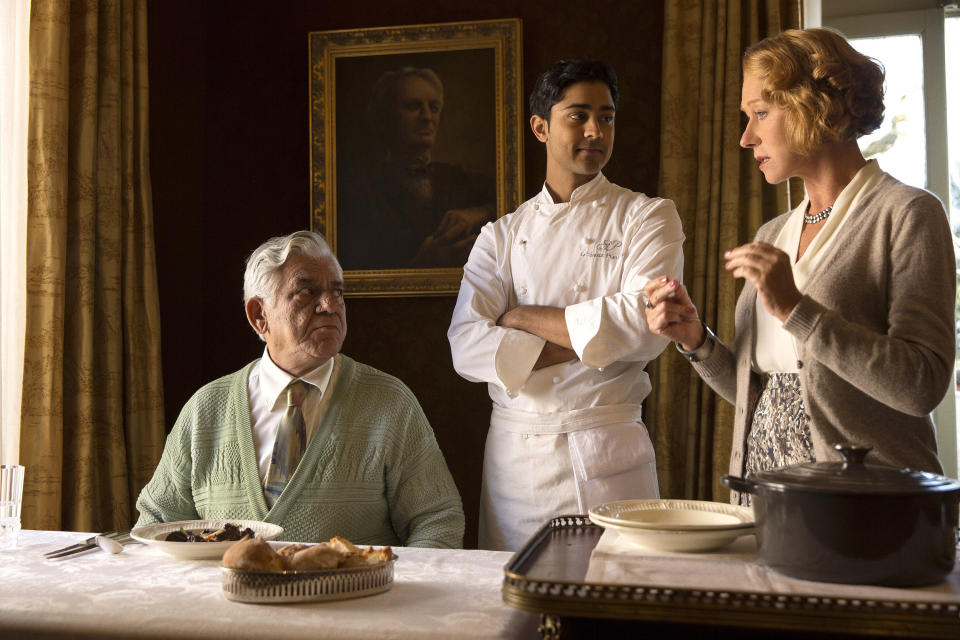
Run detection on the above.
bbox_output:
[164,522,256,543]
[222,535,393,572]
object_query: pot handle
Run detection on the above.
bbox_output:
[834,443,872,467]
[721,475,757,494]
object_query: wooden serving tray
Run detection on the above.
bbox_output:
[502,515,959,639]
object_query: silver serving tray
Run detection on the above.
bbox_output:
[222,557,396,604]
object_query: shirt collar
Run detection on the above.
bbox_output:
[537,172,608,206]
[258,348,335,411]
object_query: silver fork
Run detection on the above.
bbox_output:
[44,530,132,559]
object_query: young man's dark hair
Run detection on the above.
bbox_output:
[528,59,620,120]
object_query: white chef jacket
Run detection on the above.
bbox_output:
[448,173,685,550]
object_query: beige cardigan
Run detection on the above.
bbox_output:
[693,173,955,485]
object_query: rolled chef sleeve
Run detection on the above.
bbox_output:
[565,198,684,368]
[449,219,544,394]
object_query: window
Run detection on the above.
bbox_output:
[0,0,29,466]
[819,0,959,476]
[852,34,926,187]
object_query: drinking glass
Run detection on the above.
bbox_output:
[0,465,25,550]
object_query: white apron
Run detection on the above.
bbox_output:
[478,403,658,551]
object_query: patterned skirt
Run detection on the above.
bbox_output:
[741,373,815,506]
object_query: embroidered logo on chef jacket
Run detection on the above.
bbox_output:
[580,239,622,260]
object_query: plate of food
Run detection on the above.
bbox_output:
[130,519,284,560]
[221,535,396,603]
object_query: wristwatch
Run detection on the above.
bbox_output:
[676,324,718,362]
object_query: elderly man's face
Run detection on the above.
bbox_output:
[395,75,442,152]
[256,255,346,377]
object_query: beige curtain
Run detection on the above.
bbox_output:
[648,0,802,502]
[21,0,165,532]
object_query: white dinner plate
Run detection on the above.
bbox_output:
[589,499,754,531]
[589,515,755,552]
[130,519,284,560]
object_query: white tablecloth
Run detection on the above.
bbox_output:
[586,530,960,603]
[0,530,538,640]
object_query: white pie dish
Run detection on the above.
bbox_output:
[587,499,755,552]
[590,517,756,552]
[130,519,284,560]
[589,499,754,530]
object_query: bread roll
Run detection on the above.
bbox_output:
[327,536,361,556]
[362,546,393,565]
[222,538,283,572]
[277,543,310,570]
[337,552,366,568]
[289,542,343,570]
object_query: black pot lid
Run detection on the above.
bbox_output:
[749,444,960,495]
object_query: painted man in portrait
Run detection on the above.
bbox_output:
[338,67,495,270]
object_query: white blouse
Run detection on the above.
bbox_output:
[753,160,885,373]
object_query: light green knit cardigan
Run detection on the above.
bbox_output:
[135,354,465,547]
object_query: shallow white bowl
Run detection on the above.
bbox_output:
[589,499,754,531]
[131,519,284,560]
[589,516,755,552]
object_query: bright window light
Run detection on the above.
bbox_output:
[850,35,927,190]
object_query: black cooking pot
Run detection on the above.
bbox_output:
[722,444,960,587]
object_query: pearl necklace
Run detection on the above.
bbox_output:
[804,205,833,224]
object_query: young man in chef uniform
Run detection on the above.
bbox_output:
[448,59,684,551]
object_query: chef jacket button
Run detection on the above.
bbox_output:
[519,286,527,296]
[797,360,803,369]
[534,204,540,211]
[583,237,593,245]
[552,376,561,384]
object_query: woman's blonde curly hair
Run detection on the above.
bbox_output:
[743,28,885,156]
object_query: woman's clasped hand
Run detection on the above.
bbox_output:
[643,238,802,350]
[642,277,702,351]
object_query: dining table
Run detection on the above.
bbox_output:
[6,524,960,640]
[0,529,540,640]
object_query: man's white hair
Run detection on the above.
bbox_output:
[243,230,342,308]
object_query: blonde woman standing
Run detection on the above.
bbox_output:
[644,28,954,499]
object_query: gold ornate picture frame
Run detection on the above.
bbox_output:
[309,19,523,297]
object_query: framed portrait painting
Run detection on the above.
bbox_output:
[309,19,523,297]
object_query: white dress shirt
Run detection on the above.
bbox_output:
[754,160,885,373]
[247,347,335,483]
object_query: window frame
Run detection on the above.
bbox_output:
[818,1,958,477]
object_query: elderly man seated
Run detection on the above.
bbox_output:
[135,231,465,547]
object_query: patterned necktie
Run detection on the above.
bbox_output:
[264,380,309,508]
